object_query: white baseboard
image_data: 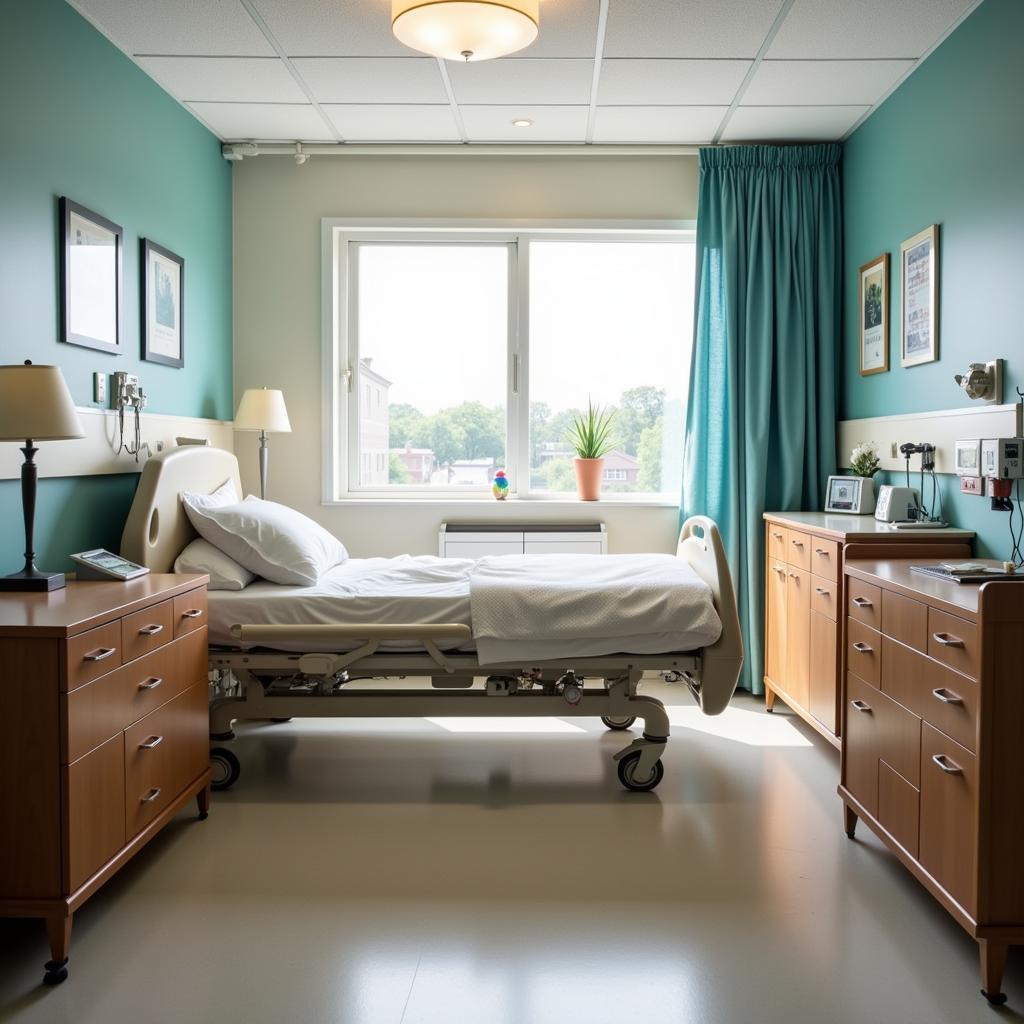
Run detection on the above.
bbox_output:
[0,408,235,481]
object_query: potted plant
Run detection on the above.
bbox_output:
[567,400,616,501]
[850,441,881,478]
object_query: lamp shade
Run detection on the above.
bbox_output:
[234,387,291,433]
[392,0,538,62]
[0,362,85,441]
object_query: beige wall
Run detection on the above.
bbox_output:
[233,153,699,557]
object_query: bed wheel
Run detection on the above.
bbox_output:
[210,747,240,791]
[616,751,664,792]
[601,715,637,731]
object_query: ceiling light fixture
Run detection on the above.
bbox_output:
[511,118,533,127]
[392,0,539,62]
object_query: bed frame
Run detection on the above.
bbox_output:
[122,447,743,792]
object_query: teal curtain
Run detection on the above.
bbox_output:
[682,144,841,693]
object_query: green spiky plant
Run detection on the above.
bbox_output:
[567,399,617,460]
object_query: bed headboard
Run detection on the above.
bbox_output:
[120,446,243,571]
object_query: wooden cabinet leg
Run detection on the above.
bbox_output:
[43,912,72,985]
[980,939,1009,1006]
[765,687,777,713]
[843,804,858,839]
[197,782,211,821]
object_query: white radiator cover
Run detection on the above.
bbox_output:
[439,522,607,558]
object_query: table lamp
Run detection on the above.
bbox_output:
[234,387,291,499]
[0,361,85,591]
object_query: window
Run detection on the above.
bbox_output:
[329,225,694,501]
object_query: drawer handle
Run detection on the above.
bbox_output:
[932,687,963,705]
[815,587,830,595]
[852,642,873,654]
[138,623,164,636]
[140,787,162,803]
[932,632,964,648]
[788,572,798,579]
[181,608,204,619]
[83,647,116,663]
[815,548,829,556]
[138,735,164,750]
[850,699,872,713]
[771,531,783,539]
[931,754,963,775]
[138,676,163,691]
[791,540,804,547]
[852,597,873,609]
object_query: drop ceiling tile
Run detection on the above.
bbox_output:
[135,56,306,102]
[767,0,977,59]
[592,106,726,144]
[598,59,750,105]
[744,59,914,105]
[721,105,869,142]
[252,0,411,57]
[604,0,785,58]
[293,57,447,103]
[323,104,460,142]
[504,0,599,59]
[460,105,589,142]
[186,102,336,141]
[70,0,275,55]
[448,59,593,105]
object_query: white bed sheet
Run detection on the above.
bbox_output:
[207,553,719,661]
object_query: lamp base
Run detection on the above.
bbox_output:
[0,569,66,592]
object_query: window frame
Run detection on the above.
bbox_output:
[321,219,696,505]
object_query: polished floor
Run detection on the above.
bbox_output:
[1,683,1020,1024]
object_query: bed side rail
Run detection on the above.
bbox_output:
[676,516,744,715]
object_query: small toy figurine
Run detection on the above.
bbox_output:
[492,469,509,500]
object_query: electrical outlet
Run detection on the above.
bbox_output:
[890,442,898,458]
[93,372,106,404]
[960,476,983,495]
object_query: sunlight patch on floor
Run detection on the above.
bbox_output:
[667,705,814,747]
[426,717,587,734]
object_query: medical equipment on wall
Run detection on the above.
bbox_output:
[113,371,146,461]
[953,359,1003,403]
[890,441,947,527]
[874,485,920,523]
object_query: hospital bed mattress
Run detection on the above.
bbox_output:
[207,553,721,660]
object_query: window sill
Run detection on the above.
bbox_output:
[323,496,679,509]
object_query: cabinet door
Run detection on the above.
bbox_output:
[845,674,880,816]
[65,733,125,892]
[785,567,810,709]
[444,540,523,559]
[523,541,603,555]
[765,559,788,687]
[808,610,837,734]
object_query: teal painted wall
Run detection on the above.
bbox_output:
[842,0,1024,558]
[0,0,232,573]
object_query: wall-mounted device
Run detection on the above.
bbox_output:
[875,485,920,523]
[953,359,1003,404]
[113,371,147,462]
[824,475,876,515]
[981,438,1023,480]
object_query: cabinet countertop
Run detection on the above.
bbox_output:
[764,510,975,542]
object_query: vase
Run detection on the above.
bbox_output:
[574,458,604,501]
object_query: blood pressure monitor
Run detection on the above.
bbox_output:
[71,549,150,581]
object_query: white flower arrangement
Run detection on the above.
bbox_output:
[850,441,881,478]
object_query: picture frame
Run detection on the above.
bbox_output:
[858,253,889,376]
[824,475,876,515]
[59,197,123,355]
[141,239,184,368]
[900,224,939,368]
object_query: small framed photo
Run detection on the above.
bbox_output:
[901,224,939,368]
[858,253,889,376]
[141,239,184,368]
[824,475,876,515]
[60,197,123,354]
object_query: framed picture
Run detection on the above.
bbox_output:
[141,239,184,368]
[60,197,123,354]
[901,224,939,367]
[858,253,889,376]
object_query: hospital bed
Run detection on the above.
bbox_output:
[121,447,743,793]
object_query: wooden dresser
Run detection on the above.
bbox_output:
[839,558,1024,1005]
[0,574,211,985]
[762,512,973,746]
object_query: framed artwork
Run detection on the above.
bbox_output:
[141,239,184,368]
[60,197,123,354]
[901,224,939,367]
[858,252,889,376]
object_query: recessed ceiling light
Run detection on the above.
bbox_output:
[511,118,533,128]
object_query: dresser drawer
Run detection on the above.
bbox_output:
[847,578,881,630]
[878,760,919,859]
[785,529,811,570]
[845,673,881,816]
[121,599,174,663]
[881,636,977,753]
[882,590,927,652]
[65,620,122,691]
[876,685,921,789]
[847,618,881,686]
[124,682,208,838]
[174,590,207,639]
[810,575,837,621]
[810,538,839,582]
[927,608,978,680]
[766,523,788,561]
[65,733,125,892]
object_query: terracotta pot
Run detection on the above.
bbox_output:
[574,457,604,501]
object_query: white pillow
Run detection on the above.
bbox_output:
[182,495,348,586]
[182,477,239,512]
[174,538,256,591]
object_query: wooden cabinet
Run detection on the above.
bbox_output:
[762,512,972,747]
[0,575,211,986]
[839,558,1024,1005]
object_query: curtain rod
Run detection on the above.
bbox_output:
[222,142,703,161]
